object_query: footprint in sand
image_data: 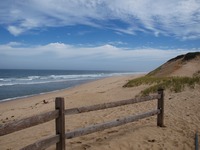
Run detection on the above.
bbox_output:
[82,144,91,150]
[96,138,103,142]
[1,116,13,124]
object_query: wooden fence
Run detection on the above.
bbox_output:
[0,88,164,150]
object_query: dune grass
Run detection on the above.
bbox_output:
[123,76,200,96]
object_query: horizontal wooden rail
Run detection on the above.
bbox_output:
[0,110,59,136]
[65,109,160,139]
[20,135,60,150]
[65,94,160,115]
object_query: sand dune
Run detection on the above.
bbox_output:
[148,52,200,77]
[0,74,200,150]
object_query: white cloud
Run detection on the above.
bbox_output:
[7,42,22,46]
[0,42,199,60]
[7,26,24,36]
[0,0,200,39]
[1,42,199,70]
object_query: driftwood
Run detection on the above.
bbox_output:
[65,109,160,139]
[20,135,60,150]
[65,94,160,115]
[0,110,59,136]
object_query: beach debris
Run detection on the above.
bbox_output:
[43,100,48,104]
[148,139,156,142]
[76,141,82,144]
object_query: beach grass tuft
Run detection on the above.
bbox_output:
[123,76,200,96]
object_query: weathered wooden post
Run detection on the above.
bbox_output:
[55,97,65,150]
[157,88,164,127]
[195,131,198,150]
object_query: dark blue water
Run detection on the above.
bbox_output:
[0,69,137,101]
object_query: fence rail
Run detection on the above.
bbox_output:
[0,110,59,136]
[65,109,160,139]
[0,89,164,150]
[65,94,160,115]
[21,135,60,150]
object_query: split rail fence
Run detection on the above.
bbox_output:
[0,89,164,150]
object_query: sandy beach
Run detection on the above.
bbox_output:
[0,74,200,150]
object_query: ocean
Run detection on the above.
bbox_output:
[0,69,138,102]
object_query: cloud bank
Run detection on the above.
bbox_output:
[0,42,199,71]
[0,0,200,39]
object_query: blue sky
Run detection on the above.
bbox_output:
[0,0,200,71]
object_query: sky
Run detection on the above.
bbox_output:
[0,0,200,72]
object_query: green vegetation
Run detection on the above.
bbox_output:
[123,76,200,96]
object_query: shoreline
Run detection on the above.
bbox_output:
[0,74,142,114]
[0,89,62,103]
[0,74,141,105]
[0,79,96,103]
[0,72,144,103]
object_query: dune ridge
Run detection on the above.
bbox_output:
[148,52,200,77]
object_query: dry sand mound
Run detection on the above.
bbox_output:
[148,52,200,77]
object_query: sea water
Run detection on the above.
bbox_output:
[0,69,138,102]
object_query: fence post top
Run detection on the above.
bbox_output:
[55,97,64,100]
[157,88,164,92]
